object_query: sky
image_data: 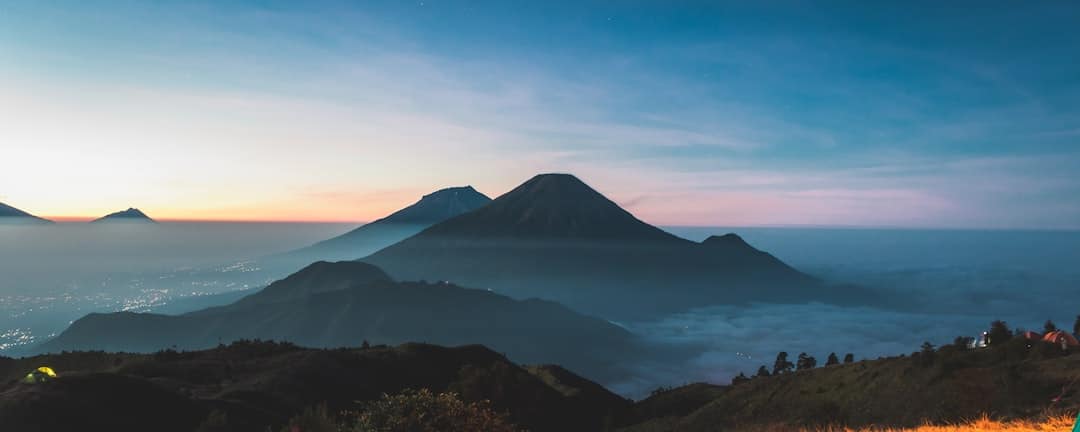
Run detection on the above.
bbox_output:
[1,1,1079,228]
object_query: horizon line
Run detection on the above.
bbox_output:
[33,217,1080,232]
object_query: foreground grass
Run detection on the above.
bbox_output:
[744,415,1077,432]
[881,415,1075,432]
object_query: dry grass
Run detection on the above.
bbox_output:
[744,414,1077,432]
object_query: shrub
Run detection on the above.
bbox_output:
[796,353,817,371]
[825,353,839,366]
[773,352,794,374]
[280,404,337,432]
[345,389,517,432]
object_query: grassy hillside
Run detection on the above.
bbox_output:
[623,338,1080,431]
[4,337,1077,431]
[0,341,630,432]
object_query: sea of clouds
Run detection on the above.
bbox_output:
[2,223,1078,400]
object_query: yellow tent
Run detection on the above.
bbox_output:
[23,366,58,383]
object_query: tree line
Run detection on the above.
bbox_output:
[730,315,1080,386]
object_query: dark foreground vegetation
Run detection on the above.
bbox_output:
[2,331,1079,432]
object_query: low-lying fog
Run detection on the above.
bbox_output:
[613,227,1080,397]
[0,222,354,348]
[2,223,1078,399]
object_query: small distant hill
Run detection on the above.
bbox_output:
[0,202,52,224]
[0,342,631,432]
[283,185,491,262]
[91,208,155,223]
[364,173,849,319]
[37,261,638,380]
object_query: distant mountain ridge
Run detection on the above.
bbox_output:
[38,261,637,380]
[110,186,493,317]
[0,202,52,224]
[283,186,491,262]
[364,173,844,319]
[91,208,154,223]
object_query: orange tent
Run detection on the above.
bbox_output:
[1042,331,1080,347]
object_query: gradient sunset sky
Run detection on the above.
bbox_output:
[2,1,1078,228]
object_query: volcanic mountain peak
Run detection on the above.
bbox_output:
[92,208,155,223]
[419,173,683,241]
[0,202,53,223]
[378,185,492,225]
[702,233,752,248]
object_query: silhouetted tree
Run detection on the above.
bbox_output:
[1044,320,1058,334]
[796,352,816,370]
[843,353,854,364]
[825,352,839,366]
[1074,315,1080,336]
[773,352,793,375]
[916,341,937,367]
[954,336,975,348]
[755,365,771,378]
[988,320,1013,345]
[731,372,750,385]
[361,340,371,349]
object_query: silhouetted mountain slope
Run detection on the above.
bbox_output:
[91,207,154,223]
[0,202,52,224]
[139,187,492,314]
[0,342,631,432]
[420,174,679,241]
[364,173,835,319]
[38,261,637,381]
[285,186,491,262]
[6,337,1078,432]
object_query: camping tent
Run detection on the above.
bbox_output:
[22,366,57,383]
[1042,331,1080,349]
[1021,331,1043,340]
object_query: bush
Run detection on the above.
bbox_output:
[773,352,794,375]
[346,389,517,432]
[282,390,518,432]
[825,353,839,366]
[280,404,337,432]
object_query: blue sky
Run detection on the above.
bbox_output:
[1,1,1078,228]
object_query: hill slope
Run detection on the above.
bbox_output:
[0,342,631,432]
[364,173,837,319]
[0,202,52,224]
[37,261,638,381]
[623,340,1080,431]
[5,338,1078,432]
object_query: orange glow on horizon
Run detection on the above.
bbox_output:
[42,215,369,224]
